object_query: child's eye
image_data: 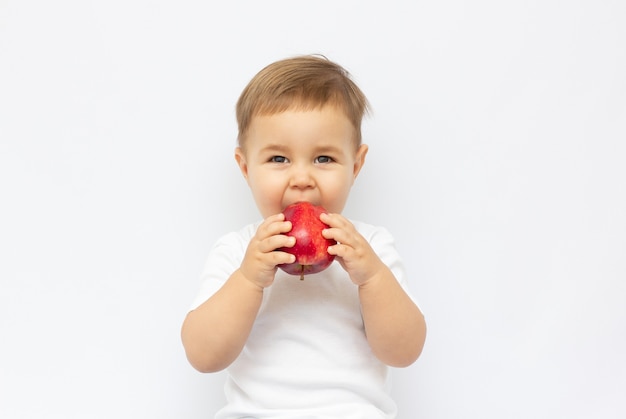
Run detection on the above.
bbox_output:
[315,155,333,164]
[269,156,288,163]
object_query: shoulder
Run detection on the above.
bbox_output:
[352,219,406,282]
[203,221,261,275]
[189,221,262,310]
[351,220,396,247]
[212,221,261,251]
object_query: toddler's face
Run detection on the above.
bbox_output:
[235,105,367,218]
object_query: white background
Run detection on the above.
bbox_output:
[1,1,625,418]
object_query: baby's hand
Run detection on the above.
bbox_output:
[320,213,386,286]
[240,213,296,289]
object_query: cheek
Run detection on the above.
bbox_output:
[321,172,355,212]
[249,170,282,194]
[247,171,286,214]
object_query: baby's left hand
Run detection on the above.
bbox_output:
[320,213,386,286]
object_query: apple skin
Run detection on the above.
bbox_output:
[278,202,337,280]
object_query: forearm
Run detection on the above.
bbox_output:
[359,267,426,367]
[181,269,264,373]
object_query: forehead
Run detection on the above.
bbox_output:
[241,106,358,151]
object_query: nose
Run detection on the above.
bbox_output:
[289,164,315,189]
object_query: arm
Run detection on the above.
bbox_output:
[321,213,427,367]
[357,265,426,367]
[181,214,295,373]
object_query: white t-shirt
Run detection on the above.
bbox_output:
[190,220,418,419]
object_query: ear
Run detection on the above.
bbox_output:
[352,144,368,180]
[234,147,249,180]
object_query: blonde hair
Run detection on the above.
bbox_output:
[236,55,370,147]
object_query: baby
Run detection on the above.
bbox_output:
[182,55,427,418]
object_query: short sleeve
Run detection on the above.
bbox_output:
[188,223,258,311]
[357,222,422,309]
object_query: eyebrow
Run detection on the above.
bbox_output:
[258,144,289,154]
[314,144,344,155]
[258,143,345,155]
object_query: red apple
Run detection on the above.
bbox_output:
[278,202,336,280]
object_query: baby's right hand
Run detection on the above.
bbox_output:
[239,213,296,289]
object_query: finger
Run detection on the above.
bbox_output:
[323,226,360,248]
[320,212,347,228]
[263,212,285,224]
[259,234,295,253]
[258,219,292,239]
[321,213,356,234]
[327,242,352,258]
[268,250,296,266]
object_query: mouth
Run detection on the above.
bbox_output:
[284,199,316,209]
